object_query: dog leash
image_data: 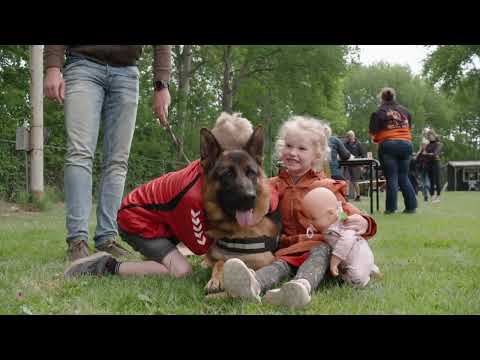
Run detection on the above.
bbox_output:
[162,122,191,164]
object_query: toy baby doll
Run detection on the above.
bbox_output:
[302,187,381,287]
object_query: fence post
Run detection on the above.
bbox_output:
[30,45,44,200]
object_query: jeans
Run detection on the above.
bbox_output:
[378,140,417,212]
[63,57,139,246]
[419,169,430,200]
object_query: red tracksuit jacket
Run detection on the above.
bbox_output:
[117,160,211,255]
[117,160,279,256]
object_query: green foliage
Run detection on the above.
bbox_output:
[423,45,480,154]
[423,45,480,93]
[1,45,478,201]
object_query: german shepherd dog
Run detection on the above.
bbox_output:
[200,125,281,295]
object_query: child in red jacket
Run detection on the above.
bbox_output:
[64,113,258,279]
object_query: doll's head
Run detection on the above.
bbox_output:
[302,187,340,232]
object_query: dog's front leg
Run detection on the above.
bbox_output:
[204,260,225,294]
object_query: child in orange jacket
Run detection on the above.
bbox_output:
[223,115,377,307]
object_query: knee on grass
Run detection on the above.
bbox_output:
[163,249,192,278]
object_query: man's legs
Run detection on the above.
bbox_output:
[420,170,430,201]
[63,59,106,260]
[94,65,139,252]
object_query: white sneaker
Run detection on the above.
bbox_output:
[264,279,312,308]
[223,258,261,302]
[432,195,441,203]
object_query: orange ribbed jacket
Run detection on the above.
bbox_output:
[269,169,377,261]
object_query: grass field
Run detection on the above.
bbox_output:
[0,191,479,315]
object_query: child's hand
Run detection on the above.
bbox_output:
[343,214,368,234]
[330,255,342,277]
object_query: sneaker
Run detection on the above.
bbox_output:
[66,238,90,262]
[402,209,416,214]
[264,279,312,308]
[431,195,441,204]
[95,238,131,258]
[384,210,396,215]
[354,196,361,202]
[64,252,113,279]
[223,258,261,302]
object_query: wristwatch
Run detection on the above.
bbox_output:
[154,80,170,91]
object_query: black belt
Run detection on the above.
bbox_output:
[215,235,279,254]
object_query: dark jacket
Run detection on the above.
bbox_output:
[424,140,442,162]
[344,139,366,158]
[329,136,351,178]
[44,45,172,81]
[369,101,413,143]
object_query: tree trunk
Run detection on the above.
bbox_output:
[173,45,193,162]
[222,45,233,113]
[178,45,192,139]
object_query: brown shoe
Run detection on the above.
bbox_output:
[67,238,90,262]
[95,238,131,258]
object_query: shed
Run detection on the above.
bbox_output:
[447,161,480,191]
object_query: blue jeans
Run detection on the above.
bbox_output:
[419,169,430,200]
[63,57,139,246]
[378,140,417,212]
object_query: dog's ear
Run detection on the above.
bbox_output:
[244,125,264,166]
[200,128,222,171]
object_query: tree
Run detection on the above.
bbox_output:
[423,45,480,154]
[423,45,480,93]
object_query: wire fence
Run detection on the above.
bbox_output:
[0,137,190,202]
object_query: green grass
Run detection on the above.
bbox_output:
[1,192,479,315]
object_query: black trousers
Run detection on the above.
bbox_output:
[427,160,442,196]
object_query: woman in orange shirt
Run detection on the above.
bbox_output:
[222,116,377,308]
[369,87,417,214]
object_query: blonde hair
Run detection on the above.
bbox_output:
[425,128,439,140]
[346,130,355,138]
[211,112,254,150]
[275,115,331,171]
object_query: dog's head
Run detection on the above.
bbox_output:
[200,125,265,227]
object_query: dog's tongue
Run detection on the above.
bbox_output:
[235,209,254,227]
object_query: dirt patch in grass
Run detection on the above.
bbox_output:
[0,199,40,215]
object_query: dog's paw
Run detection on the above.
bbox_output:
[204,277,224,294]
